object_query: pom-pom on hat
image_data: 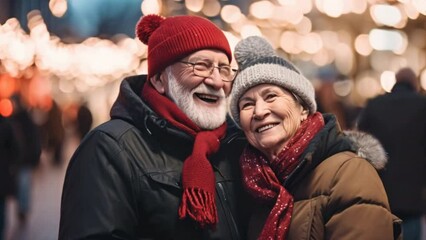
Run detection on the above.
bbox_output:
[135,14,232,79]
[230,36,317,126]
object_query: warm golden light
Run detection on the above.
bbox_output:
[0,75,16,99]
[356,75,383,99]
[0,0,425,114]
[412,0,426,14]
[202,0,221,17]
[0,98,13,117]
[279,31,299,54]
[370,4,402,27]
[354,34,373,56]
[240,24,262,38]
[316,0,345,18]
[300,33,323,54]
[403,2,420,19]
[250,1,274,19]
[352,0,368,14]
[49,0,68,18]
[221,5,242,24]
[185,0,204,12]
[312,49,332,66]
[295,17,312,34]
[380,70,396,92]
[369,29,408,54]
[141,0,162,15]
[333,79,353,97]
[334,43,354,75]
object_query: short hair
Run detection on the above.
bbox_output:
[395,67,419,91]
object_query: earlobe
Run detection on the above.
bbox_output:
[301,109,308,122]
[149,73,166,94]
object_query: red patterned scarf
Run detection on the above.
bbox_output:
[142,81,227,228]
[241,112,324,239]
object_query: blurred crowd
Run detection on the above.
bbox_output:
[0,92,92,240]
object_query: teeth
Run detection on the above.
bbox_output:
[198,94,218,101]
[257,124,277,133]
[196,93,219,103]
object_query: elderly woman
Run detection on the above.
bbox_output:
[229,36,401,240]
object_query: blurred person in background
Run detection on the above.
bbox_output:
[40,99,65,166]
[59,14,250,239]
[75,103,93,140]
[357,67,426,240]
[0,114,20,240]
[229,36,401,240]
[315,66,349,130]
[9,94,42,224]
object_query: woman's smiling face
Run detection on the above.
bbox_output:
[238,84,308,160]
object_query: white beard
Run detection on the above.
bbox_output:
[166,67,227,130]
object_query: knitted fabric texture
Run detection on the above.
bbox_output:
[135,14,232,79]
[230,36,316,127]
[141,82,227,228]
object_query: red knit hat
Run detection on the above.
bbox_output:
[135,14,232,79]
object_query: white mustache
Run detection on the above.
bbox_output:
[191,83,226,99]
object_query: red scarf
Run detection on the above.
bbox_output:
[142,81,227,228]
[241,112,324,240]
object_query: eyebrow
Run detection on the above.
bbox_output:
[188,56,230,65]
[238,86,283,104]
[256,87,278,96]
[189,56,208,61]
[239,95,254,103]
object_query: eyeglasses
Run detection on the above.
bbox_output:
[180,61,238,82]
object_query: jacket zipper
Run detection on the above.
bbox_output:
[217,182,240,240]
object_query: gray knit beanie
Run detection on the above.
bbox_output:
[230,36,317,126]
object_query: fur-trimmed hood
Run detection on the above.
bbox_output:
[284,114,388,189]
[344,130,388,170]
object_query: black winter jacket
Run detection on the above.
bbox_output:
[0,116,20,198]
[357,82,426,217]
[59,75,251,240]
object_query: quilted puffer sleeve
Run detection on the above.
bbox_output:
[325,154,401,240]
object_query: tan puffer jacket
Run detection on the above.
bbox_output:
[289,151,401,240]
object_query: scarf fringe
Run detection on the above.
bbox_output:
[178,188,218,228]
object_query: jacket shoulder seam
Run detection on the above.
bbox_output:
[95,119,135,141]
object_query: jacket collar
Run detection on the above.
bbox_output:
[110,75,192,140]
[303,113,387,170]
[285,113,387,188]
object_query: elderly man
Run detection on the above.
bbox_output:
[59,14,250,239]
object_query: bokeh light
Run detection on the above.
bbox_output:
[380,70,397,92]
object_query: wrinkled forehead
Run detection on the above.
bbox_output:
[184,49,231,64]
[239,83,292,98]
[239,83,307,109]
